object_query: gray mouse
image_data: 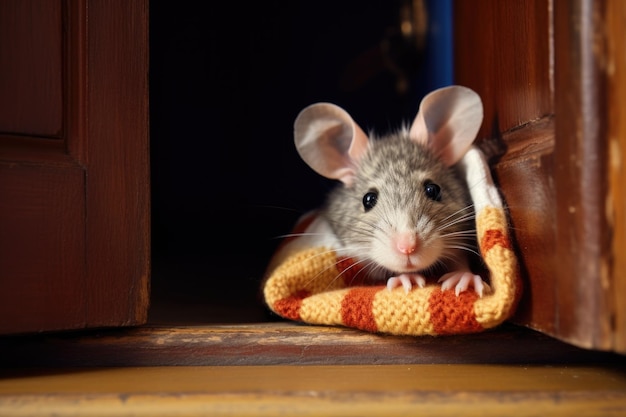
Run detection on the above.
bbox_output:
[293,85,489,296]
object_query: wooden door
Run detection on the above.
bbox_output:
[454,0,626,353]
[0,0,150,334]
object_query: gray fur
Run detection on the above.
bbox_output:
[320,130,474,276]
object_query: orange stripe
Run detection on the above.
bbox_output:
[336,257,368,286]
[480,229,512,253]
[428,288,482,335]
[273,290,310,320]
[341,287,380,332]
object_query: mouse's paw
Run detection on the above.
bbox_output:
[387,273,426,293]
[438,271,490,297]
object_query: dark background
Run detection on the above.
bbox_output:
[148,0,452,322]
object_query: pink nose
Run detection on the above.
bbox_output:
[396,233,419,254]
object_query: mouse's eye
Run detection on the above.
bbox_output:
[362,190,378,211]
[424,182,442,202]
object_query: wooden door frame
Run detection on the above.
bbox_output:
[553,0,612,350]
[455,0,625,352]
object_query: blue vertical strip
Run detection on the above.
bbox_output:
[426,0,453,87]
[410,0,453,108]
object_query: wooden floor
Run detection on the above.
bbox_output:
[2,363,626,416]
[1,323,625,416]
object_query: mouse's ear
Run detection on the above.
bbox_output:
[409,85,483,166]
[294,102,369,186]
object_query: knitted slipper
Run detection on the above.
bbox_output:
[262,146,522,336]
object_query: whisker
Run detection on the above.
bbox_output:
[441,230,478,239]
[439,204,475,223]
[444,245,481,258]
[335,256,377,287]
[274,232,330,240]
[434,212,476,234]
[296,243,375,291]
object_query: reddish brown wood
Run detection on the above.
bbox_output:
[82,0,150,326]
[0,324,617,367]
[0,0,63,137]
[454,0,553,140]
[0,0,149,334]
[553,0,612,350]
[607,0,626,353]
[0,163,86,331]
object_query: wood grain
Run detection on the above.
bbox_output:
[0,323,617,367]
[553,0,612,350]
[0,0,63,136]
[607,0,626,353]
[0,164,86,332]
[454,0,624,353]
[454,0,553,139]
[0,364,625,416]
[83,0,150,326]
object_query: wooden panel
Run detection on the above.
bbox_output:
[0,1,85,334]
[607,0,626,353]
[83,0,150,326]
[454,0,553,139]
[0,163,85,332]
[0,0,63,137]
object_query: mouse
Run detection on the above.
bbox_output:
[293,85,489,296]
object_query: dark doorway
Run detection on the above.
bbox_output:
[148,0,452,323]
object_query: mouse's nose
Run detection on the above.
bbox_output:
[395,232,419,254]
